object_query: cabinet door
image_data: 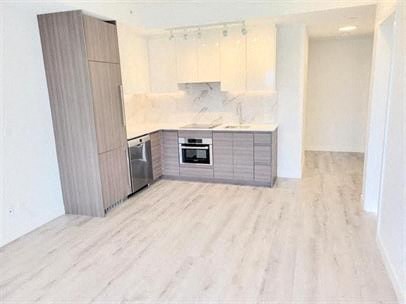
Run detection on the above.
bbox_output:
[220,27,247,91]
[148,36,178,93]
[150,131,162,180]
[99,146,130,210]
[83,15,120,63]
[117,23,150,94]
[89,62,126,153]
[246,24,276,91]
[161,131,179,176]
[197,29,220,82]
[233,133,254,181]
[213,132,234,179]
[176,36,198,83]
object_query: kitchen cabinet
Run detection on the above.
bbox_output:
[246,24,277,91]
[213,132,234,179]
[83,15,120,64]
[176,35,198,83]
[117,23,150,94]
[161,131,180,176]
[220,27,247,92]
[150,131,162,180]
[88,61,126,153]
[253,132,277,186]
[148,35,178,93]
[197,29,221,82]
[99,146,131,211]
[233,133,254,181]
[38,11,130,216]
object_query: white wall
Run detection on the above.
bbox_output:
[369,0,405,303]
[276,25,308,178]
[0,4,5,245]
[305,36,373,152]
[0,5,65,247]
[362,16,394,212]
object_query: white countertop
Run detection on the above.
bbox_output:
[126,123,278,140]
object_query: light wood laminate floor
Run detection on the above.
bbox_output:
[0,152,397,303]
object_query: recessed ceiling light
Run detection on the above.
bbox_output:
[339,25,357,32]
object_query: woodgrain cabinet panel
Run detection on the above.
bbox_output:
[99,146,130,210]
[233,133,254,181]
[38,10,129,217]
[179,166,214,178]
[150,131,162,180]
[213,132,233,179]
[88,61,126,153]
[161,131,179,176]
[83,15,120,63]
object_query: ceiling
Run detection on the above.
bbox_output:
[273,5,376,38]
[5,1,376,38]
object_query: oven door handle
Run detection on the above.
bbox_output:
[181,146,209,150]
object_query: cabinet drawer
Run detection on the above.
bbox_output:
[213,132,233,142]
[178,130,212,139]
[180,166,214,178]
[233,133,253,146]
[234,167,254,181]
[255,165,272,182]
[254,133,272,145]
[254,145,271,165]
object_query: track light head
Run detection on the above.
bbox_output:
[241,21,247,35]
[222,24,228,37]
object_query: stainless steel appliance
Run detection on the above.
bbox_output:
[128,135,153,194]
[179,137,213,165]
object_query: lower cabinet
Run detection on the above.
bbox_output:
[99,146,131,211]
[161,131,180,176]
[233,133,254,181]
[212,130,277,186]
[150,131,162,180]
[213,132,234,179]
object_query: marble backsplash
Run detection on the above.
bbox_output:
[124,82,278,126]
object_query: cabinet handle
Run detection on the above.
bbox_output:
[119,84,126,127]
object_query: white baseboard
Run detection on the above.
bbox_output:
[305,145,364,153]
[377,234,405,304]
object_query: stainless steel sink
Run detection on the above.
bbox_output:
[224,125,251,129]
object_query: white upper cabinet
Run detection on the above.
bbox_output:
[220,26,247,92]
[176,35,198,83]
[246,23,277,91]
[197,29,221,82]
[148,35,178,93]
[116,23,150,94]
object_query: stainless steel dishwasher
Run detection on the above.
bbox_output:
[128,135,153,194]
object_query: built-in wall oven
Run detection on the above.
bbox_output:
[179,137,213,165]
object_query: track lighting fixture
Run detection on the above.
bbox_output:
[222,24,228,37]
[167,20,248,41]
[241,22,247,35]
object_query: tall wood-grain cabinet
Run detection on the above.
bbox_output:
[38,10,130,217]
